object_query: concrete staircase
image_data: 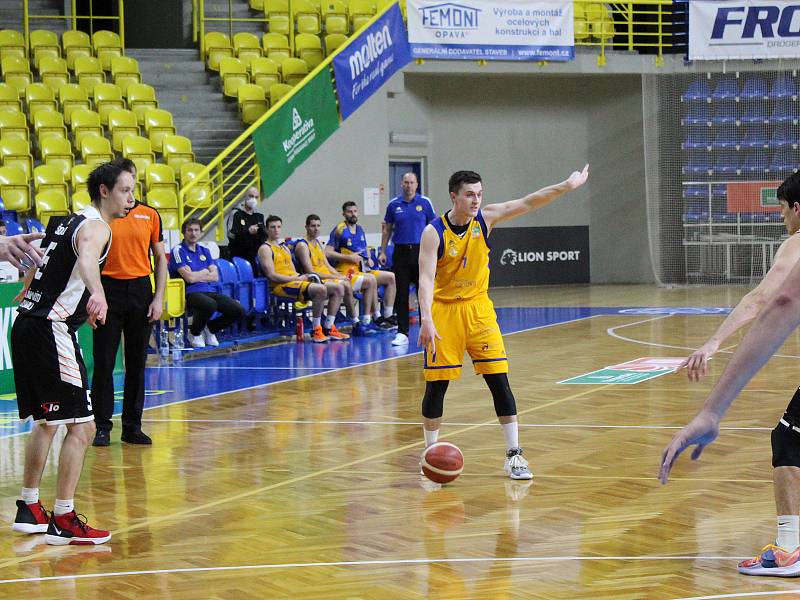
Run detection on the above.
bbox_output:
[0,0,67,34]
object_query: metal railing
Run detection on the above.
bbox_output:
[22,0,125,48]
[194,0,286,58]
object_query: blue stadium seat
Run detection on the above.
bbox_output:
[768,125,795,149]
[683,104,710,125]
[712,184,727,198]
[231,256,256,313]
[740,103,768,124]
[5,220,22,235]
[682,185,707,199]
[683,127,710,149]
[711,76,738,101]
[741,126,767,148]
[233,255,270,315]
[740,76,768,100]
[770,75,797,100]
[713,152,740,175]
[768,150,799,174]
[24,217,45,233]
[770,101,798,124]
[712,128,738,149]
[712,212,737,223]
[683,211,708,224]
[682,79,710,101]
[711,102,737,124]
[683,153,711,174]
[768,211,784,222]
[742,150,768,174]
[216,257,239,299]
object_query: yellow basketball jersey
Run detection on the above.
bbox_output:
[432,210,490,303]
[301,238,335,275]
[268,241,298,278]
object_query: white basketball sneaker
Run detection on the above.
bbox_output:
[504,447,533,480]
[202,328,219,347]
[187,331,205,348]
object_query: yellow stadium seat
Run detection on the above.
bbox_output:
[265,0,291,35]
[126,82,158,125]
[0,82,20,111]
[325,33,348,55]
[146,163,178,198]
[40,136,73,180]
[38,56,69,93]
[58,83,90,125]
[110,55,141,95]
[0,165,29,210]
[204,32,233,72]
[62,30,92,70]
[219,57,248,99]
[250,0,265,10]
[0,137,32,179]
[159,208,180,230]
[69,108,103,151]
[0,110,28,141]
[322,0,349,35]
[233,32,262,62]
[34,110,67,145]
[74,56,104,97]
[269,82,292,105]
[162,277,186,318]
[35,189,70,226]
[30,30,60,70]
[349,0,376,31]
[92,30,122,71]
[587,2,614,41]
[263,33,291,62]
[72,188,91,211]
[281,58,309,86]
[79,135,113,167]
[162,135,195,173]
[294,34,323,68]
[107,108,139,152]
[143,108,175,153]
[25,82,57,119]
[0,30,26,62]
[1,56,31,97]
[146,188,179,212]
[93,82,125,125]
[237,83,268,125]
[71,163,92,194]
[122,135,154,179]
[250,57,281,94]
[294,0,322,34]
[33,163,68,198]
[180,162,213,208]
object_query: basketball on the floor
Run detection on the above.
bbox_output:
[421,442,464,484]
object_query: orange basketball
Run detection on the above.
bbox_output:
[421,442,464,484]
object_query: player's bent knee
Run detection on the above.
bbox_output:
[422,380,449,419]
[772,418,800,467]
[484,373,517,417]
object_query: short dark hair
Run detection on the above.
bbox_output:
[778,172,800,208]
[87,161,129,204]
[181,217,202,234]
[111,157,136,175]
[305,214,320,226]
[342,201,356,212]
[266,215,282,226]
[448,171,482,194]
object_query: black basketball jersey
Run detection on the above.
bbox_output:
[17,205,111,328]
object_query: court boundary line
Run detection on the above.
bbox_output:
[0,554,751,586]
[675,590,800,600]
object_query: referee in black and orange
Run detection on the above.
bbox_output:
[91,158,167,447]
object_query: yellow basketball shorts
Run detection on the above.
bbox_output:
[270,280,311,301]
[423,298,508,381]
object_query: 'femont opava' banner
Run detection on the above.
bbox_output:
[408,0,574,61]
[333,4,412,121]
[690,0,800,60]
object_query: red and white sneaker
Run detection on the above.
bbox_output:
[738,544,800,576]
[11,500,50,534]
[44,511,111,546]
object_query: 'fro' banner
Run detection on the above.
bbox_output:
[408,0,574,61]
[252,69,340,196]
[333,4,411,120]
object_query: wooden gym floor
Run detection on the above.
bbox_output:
[2,284,799,599]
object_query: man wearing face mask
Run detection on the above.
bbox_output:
[228,186,267,268]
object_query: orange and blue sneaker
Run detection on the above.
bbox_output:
[324,324,349,340]
[311,325,329,343]
[738,544,800,576]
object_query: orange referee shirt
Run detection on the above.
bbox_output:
[102,201,163,279]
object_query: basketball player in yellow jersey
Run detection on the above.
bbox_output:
[418,166,590,480]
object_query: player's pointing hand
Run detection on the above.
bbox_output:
[565,164,590,191]
[658,410,720,484]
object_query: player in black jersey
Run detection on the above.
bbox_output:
[10,161,134,545]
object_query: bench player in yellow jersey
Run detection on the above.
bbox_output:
[418,166,590,480]
[257,215,348,342]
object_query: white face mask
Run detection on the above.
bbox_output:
[245,198,258,210]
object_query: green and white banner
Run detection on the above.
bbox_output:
[253,70,340,196]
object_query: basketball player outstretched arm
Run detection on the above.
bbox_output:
[417,225,441,353]
[76,221,112,328]
[680,234,800,381]
[659,258,800,484]
[480,165,590,228]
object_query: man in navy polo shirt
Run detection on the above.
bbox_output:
[170,218,245,348]
[379,172,435,346]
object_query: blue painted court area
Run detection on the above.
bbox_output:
[0,306,731,437]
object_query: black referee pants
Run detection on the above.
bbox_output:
[92,276,154,435]
[392,244,420,336]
